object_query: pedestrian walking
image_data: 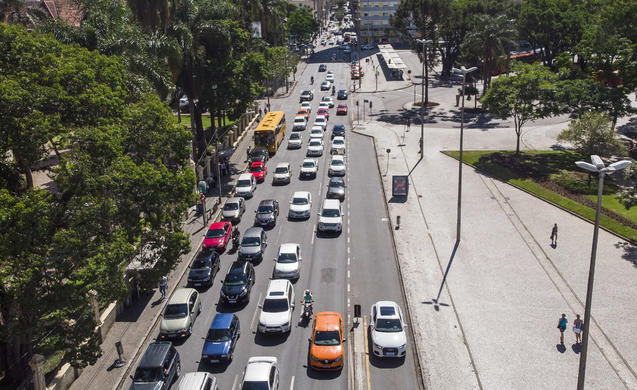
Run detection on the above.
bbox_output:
[551,223,558,246]
[573,314,583,344]
[247,146,251,162]
[259,108,263,119]
[557,313,567,344]
[159,275,168,300]
[406,117,411,132]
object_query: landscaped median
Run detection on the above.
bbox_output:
[444,150,637,242]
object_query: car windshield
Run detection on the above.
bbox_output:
[237,179,252,187]
[331,159,344,166]
[275,167,288,174]
[302,161,315,168]
[206,328,230,342]
[224,202,239,211]
[257,205,273,214]
[241,381,269,390]
[133,367,162,382]
[329,178,344,187]
[277,252,297,263]
[334,139,344,145]
[241,236,261,247]
[309,140,321,146]
[164,303,188,319]
[314,330,340,346]
[292,197,309,205]
[375,318,403,332]
[311,130,322,135]
[290,133,301,140]
[263,298,289,313]
[206,228,225,238]
[315,118,325,123]
[250,165,263,172]
[192,257,211,269]
[294,118,305,123]
[322,209,340,218]
[224,272,247,286]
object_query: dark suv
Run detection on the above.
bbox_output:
[249,148,269,164]
[337,89,348,100]
[187,251,220,288]
[220,261,255,304]
[130,341,180,390]
[254,199,279,228]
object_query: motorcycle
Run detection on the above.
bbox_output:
[300,301,313,325]
[232,231,240,251]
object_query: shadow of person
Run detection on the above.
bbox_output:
[556,344,567,353]
[151,298,164,308]
[571,343,581,354]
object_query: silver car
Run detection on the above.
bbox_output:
[222,197,245,221]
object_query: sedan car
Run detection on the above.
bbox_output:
[321,96,335,108]
[310,127,324,140]
[337,89,348,100]
[306,138,324,157]
[289,191,312,219]
[240,357,279,390]
[300,101,312,111]
[330,136,346,155]
[293,116,308,131]
[313,116,328,130]
[254,199,279,228]
[318,101,330,110]
[222,197,245,222]
[300,90,314,102]
[326,73,334,82]
[370,301,408,358]
[336,104,348,115]
[272,162,291,184]
[220,260,255,304]
[326,177,345,201]
[273,243,302,279]
[202,221,232,252]
[320,81,332,91]
[287,132,302,149]
[317,108,330,120]
[331,124,345,139]
[299,159,318,179]
[309,312,345,371]
[328,155,346,176]
[159,288,201,339]
[188,251,220,288]
[249,161,267,183]
[318,64,327,72]
[248,147,269,164]
[201,313,240,364]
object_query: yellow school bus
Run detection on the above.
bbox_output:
[254,111,286,153]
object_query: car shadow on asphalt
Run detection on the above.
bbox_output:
[304,350,343,380]
[215,299,249,313]
[253,332,290,346]
[197,358,232,374]
[366,328,405,368]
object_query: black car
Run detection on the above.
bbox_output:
[318,64,327,72]
[254,199,279,228]
[248,147,269,164]
[337,89,348,100]
[331,124,345,139]
[326,177,345,201]
[220,261,255,304]
[187,251,220,288]
[130,342,180,390]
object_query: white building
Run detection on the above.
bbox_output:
[359,0,400,44]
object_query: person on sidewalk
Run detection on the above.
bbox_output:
[551,223,558,246]
[159,275,168,300]
[406,117,411,132]
[573,314,583,344]
[557,313,567,344]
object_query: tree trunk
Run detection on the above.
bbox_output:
[194,105,206,161]
[1,338,33,384]
[515,117,521,155]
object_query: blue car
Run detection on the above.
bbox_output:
[201,313,240,363]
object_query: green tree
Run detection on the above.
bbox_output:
[287,6,317,42]
[481,62,559,154]
[557,112,626,158]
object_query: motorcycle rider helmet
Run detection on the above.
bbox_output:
[305,289,310,295]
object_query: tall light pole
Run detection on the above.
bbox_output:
[574,155,631,390]
[452,66,477,242]
[416,39,432,159]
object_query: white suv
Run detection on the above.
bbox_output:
[240,357,279,390]
[370,301,408,358]
[273,243,302,280]
[288,191,312,219]
[330,136,346,155]
[318,199,342,234]
[258,279,295,334]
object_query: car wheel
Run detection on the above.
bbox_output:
[174,362,181,381]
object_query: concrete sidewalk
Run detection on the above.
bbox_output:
[353,51,637,388]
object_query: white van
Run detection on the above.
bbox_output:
[176,372,218,390]
[318,199,342,233]
[235,173,256,198]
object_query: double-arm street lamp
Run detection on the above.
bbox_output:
[452,66,477,242]
[416,39,432,159]
[574,155,631,390]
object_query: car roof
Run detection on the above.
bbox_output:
[244,357,277,382]
[237,173,253,180]
[210,313,235,330]
[244,227,264,237]
[294,116,306,121]
[208,221,229,229]
[314,312,342,331]
[266,279,290,296]
[177,372,216,388]
[258,199,276,207]
[333,136,345,142]
[250,161,264,167]
[138,342,172,368]
[311,126,323,131]
[275,162,290,168]
[168,288,195,304]
[322,199,340,209]
[331,155,344,162]
[293,190,311,198]
[227,197,242,204]
[279,243,299,254]
[375,301,400,318]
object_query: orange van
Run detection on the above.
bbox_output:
[309,311,345,370]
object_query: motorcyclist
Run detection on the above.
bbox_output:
[331,85,335,95]
[303,289,314,315]
[231,228,240,248]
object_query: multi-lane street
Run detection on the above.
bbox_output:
[123,41,421,390]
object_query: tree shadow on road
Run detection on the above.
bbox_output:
[614,241,637,268]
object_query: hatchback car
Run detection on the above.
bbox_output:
[306,139,324,157]
[130,342,180,390]
[249,161,267,183]
[336,104,348,115]
[309,312,345,371]
[240,357,279,390]
[287,132,303,149]
[188,251,220,288]
[317,108,330,120]
[300,90,314,102]
[254,199,279,228]
[273,243,302,280]
[321,96,335,108]
[201,313,240,364]
[238,227,267,263]
[272,162,291,185]
[337,89,348,100]
[318,64,327,72]
[289,191,312,219]
[370,301,408,358]
[326,177,345,201]
[331,136,346,155]
[202,221,232,252]
[258,279,295,334]
[331,124,345,139]
[328,155,346,176]
[160,288,202,339]
[222,197,245,222]
[320,81,332,91]
[220,261,255,304]
[235,173,257,198]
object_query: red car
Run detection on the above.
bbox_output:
[337,104,348,115]
[317,108,330,120]
[203,221,232,252]
[249,161,267,182]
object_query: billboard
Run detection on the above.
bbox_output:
[392,175,409,197]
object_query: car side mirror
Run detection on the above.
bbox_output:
[258,304,263,309]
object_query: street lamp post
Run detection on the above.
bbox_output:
[574,155,631,390]
[452,66,477,242]
[416,39,432,159]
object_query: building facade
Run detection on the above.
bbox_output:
[359,0,400,44]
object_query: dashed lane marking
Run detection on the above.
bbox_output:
[250,292,263,332]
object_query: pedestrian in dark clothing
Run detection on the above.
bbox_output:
[159,276,167,300]
[259,108,263,119]
[573,314,583,344]
[406,117,411,131]
[557,313,567,345]
[551,223,558,246]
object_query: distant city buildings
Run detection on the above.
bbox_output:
[359,0,400,43]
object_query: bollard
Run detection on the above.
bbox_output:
[396,215,401,229]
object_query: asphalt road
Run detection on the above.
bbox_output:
[122,42,420,390]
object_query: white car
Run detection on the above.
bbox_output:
[289,190,312,218]
[318,199,342,233]
[320,80,332,91]
[273,243,302,279]
[272,162,291,185]
[330,136,346,155]
[328,155,346,176]
[318,101,330,110]
[370,301,408,358]
[313,116,328,130]
[306,138,324,156]
[321,96,335,108]
[235,173,256,198]
[299,159,318,179]
[300,101,312,111]
[326,73,334,82]
[240,357,279,390]
[328,38,335,45]
[222,197,245,221]
[287,132,302,149]
[258,279,295,333]
[293,116,307,131]
[310,127,324,140]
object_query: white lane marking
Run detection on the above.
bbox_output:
[290,375,295,390]
[232,374,239,390]
[250,292,263,332]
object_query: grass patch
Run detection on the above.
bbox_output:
[443,150,637,242]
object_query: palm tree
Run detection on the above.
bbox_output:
[127,0,175,34]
